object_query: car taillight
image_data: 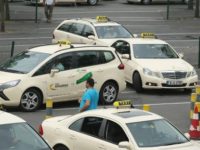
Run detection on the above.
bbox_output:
[53,34,55,39]
[118,64,124,70]
[39,124,43,136]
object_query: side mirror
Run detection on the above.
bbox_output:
[184,133,190,140]
[122,54,130,59]
[179,53,184,59]
[118,141,131,150]
[88,35,96,40]
[50,69,59,77]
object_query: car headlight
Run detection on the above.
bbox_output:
[143,68,160,78]
[187,69,197,77]
[0,80,21,91]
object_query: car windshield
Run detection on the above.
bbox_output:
[95,25,132,39]
[0,123,50,150]
[127,119,188,147]
[133,44,179,59]
[0,51,50,74]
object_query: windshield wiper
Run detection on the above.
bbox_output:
[0,68,25,74]
[163,141,186,146]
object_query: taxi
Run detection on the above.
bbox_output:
[52,16,133,46]
[39,101,200,150]
[0,42,125,112]
[0,110,51,150]
[111,33,198,92]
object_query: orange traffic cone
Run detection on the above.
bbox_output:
[188,105,200,139]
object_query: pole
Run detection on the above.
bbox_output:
[195,0,199,18]
[0,0,5,32]
[10,41,15,57]
[166,0,170,20]
[35,0,38,23]
[198,37,200,68]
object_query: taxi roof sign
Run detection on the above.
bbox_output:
[96,16,109,23]
[141,32,156,39]
[113,100,133,108]
[57,40,71,46]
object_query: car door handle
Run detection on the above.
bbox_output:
[98,144,106,150]
[70,134,77,140]
[69,74,76,78]
[97,69,103,72]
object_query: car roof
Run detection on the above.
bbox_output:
[81,108,163,124]
[61,18,120,27]
[29,44,112,54]
[0,111,26,125]
[124,38,168,45]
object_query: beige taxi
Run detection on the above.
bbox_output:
[0,43,125,111]
[40,101,200,150]
[52,16,133,46]
[111,33,198,92]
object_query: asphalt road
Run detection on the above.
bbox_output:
[0,0,200,134]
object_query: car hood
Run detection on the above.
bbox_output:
[0,71,25,84]
[134,59,193,72]
[138,141,200,150]
[44,115,72,123]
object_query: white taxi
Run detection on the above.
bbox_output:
[40,102,200,150]
[111,33,198,92]
[0,110,51,150]
[0,42,125,112]
[52,16,133,46]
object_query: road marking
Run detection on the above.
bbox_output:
[39,101,190,112]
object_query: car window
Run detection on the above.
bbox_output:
[105,120,128,145]
[0,51,49,74]
[34,52,74,76]
[58,22,73,32]
[69,118,84,132]
[75,51,99,68]
[82,25,94,37]
[0,123,50,150]
[113,41,130,55]
[81,117,103,137]
[69,23,85,36]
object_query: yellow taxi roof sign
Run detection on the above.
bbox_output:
[96,16,109,23]
[113,100,133,108]
[57,40,71,46]
[141,32,156,39]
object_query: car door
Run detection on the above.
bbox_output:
[33,52,78,102]
[97,120,130,150]
[112,40,133,83]
[68,23,85,43]
[68,116,105,150]
[54,22,73,43]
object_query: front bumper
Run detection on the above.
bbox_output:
[142,75,198,89]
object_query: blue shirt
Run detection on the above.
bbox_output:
[80,88,99,111]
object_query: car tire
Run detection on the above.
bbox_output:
[100,81,118,105]
[54,145,69,150]
[142,0,152,4]
[133,72,143,93]
[87,0,98,6]
[20,88,42,112]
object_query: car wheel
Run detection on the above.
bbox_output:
[133,72,143,93]
[54,145,69,150]
[87,0,98,5]
[100,81,118,105]
[142,0,152,4]
[20,89,42,112]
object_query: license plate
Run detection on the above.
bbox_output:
[166,81,182,85]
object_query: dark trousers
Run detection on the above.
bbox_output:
[44,5,53,21]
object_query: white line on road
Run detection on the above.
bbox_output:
[39,101,190,112]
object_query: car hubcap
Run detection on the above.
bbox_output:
[89,0,97,5]
[21,92,39,110]
[103,85,117,103]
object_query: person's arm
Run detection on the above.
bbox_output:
[80,100,90,112]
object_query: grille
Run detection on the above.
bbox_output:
[162,71,187,79]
